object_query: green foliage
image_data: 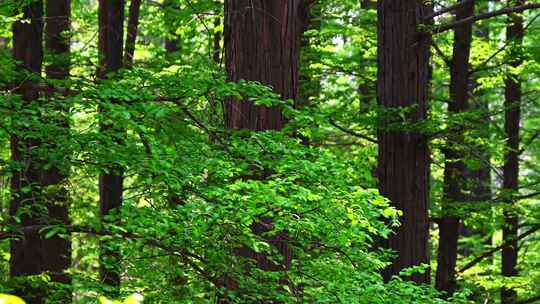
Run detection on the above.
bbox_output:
[0,0,539,303]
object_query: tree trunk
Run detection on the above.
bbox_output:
[222,0,309,300]
[9,3,45,303]
[124,0,141,68]
[299,1,321,108]
[164,0,181,54]
[43,0,72,300]
[461,0,492,260]
[436,0,475,296]
[212,15,222,64]
[98,0,125,297]
[377,0,432,284]
[224,0,309,131]
[501,0,523,302]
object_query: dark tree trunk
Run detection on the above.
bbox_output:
[361,0,377,10]
[224,0,309,131]
[124,0,141,68]
[212,15,222,64]
[222,0,309,300]
[299,1,321,108]
[461,0,492,259]
[436,0,475,296]
[43,0,72,300]
[164,0,181,54]
[501,0,523,302]
[98,0,125,297]
[9,3,45,303]
[377,0,432,284]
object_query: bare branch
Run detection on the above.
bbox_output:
[425,0,475,20]
[458,224,540,273]
[329,119,377,144]
[433,3,540,34]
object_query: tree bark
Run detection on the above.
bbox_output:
[224,0,309,131]
[222,0,309,300]
[377,0,432,284]
[124,0,141,68]
[98,0,125,297]
[9,3,46,304]
[436,0,475,296]
[44,0,72,300]
[501,0,523,302]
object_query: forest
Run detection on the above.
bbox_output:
[0,0,540,303]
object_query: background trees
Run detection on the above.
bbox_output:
[0,0,540,303]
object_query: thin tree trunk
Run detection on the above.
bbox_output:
[501,0,523,302]
[222,0,310,300]
[377,0,432,284]
[43,0,72,301]
[98,0,125,297]
[296,1,321,145]
[436,0,475,296]
[461,0,493,259]
[299,1,321,108]
[124,0,141,68]
[10,3,45,303]
[212,15,222,64]
[164,0,181,54]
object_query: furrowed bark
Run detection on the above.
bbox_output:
[377,0,432,284]
[224,0,309,131]
[222,0,309,300]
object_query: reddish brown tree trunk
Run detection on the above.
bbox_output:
[436,0,475,296]
[501,0,523,302]
[98,0,125,297]
[124,0,141,68]
[377,0,432,284]
[43,0,72,298]
[222,0,309,300]
[9,3,45,303]
[224,0,309,131]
